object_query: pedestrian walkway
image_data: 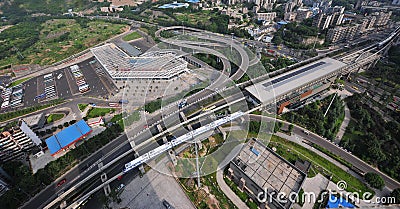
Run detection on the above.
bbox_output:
[335,103,351,144]
[216,169,249,209]
[301,173,330,209]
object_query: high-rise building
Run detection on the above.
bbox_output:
[296,7,313,22]
[313,6,345,29]
[284,12,297,21]
[372,11,392,27]
[0,121,41,163]
[326,24,362,43]
[256,12,277,22]
[252,0,276,10]
[285,2,296,13]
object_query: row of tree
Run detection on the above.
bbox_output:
[282,94,345,141]
[340,95,400,182]
[0,123,123,209]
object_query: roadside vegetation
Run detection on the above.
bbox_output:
[86,107,115,118]
[0,99,64,122]
[193,53,224,71]
[117,3,250,38]
[46,113,64,124]
[282,94,345,141]
[78,103,89,112]
[0,123,123,209]
[224,175,259,209]
[178,172,237,209]
[122,31,142,41]
[364,172,385,190]
[9,77,31,87]
[366,45,400,88]
[269,135,374,197]
[340,94,400,182]
[261,54,295,73]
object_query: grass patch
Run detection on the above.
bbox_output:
[78,103,88,112]
[122,31,142,41]
[311,143,353,168]
[10,77,31,87]
[269,135,374,198]
[0,99,64,122]
[0,18,126,66]
[46,113,64,124]
[86,107,114,118]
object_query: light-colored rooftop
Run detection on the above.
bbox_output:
[232,138,306,209]
[91,43,188,79]
[23,113,44,127]
[246,57,346,104]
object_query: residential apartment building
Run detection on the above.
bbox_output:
[0,121,41,163]
[296,7,313,21]
[326,24,362,43]
[256,12,277,22]
[284,12,297,21]
[372,11,392,27]
[313,6,345,29]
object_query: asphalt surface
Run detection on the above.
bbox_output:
[249,114,400,190]
[21,21,400,209]
[21,133,130,209]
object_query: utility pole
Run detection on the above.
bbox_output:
[193,135,201,189]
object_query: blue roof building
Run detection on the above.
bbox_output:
[46,120,92,156]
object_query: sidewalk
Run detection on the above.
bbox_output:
[335,103,351,144]
[216,169,249,209]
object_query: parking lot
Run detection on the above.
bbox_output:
[2,57,118,111]
[76,59,117,98]
[1,84,25,110]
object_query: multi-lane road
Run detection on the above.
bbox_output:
[249,114,400,190]
[21,22,400,209]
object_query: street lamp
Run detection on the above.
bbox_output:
[230,32,234,52]
[182,21,184,35]
[313,32,321,50]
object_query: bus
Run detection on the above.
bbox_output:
[109,103,119,107]
[44,73,53,80]
[78,84,89,93]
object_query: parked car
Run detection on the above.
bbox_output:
[57,179,67,187]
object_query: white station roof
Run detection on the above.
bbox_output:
[246,57,346,104]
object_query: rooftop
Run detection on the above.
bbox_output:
[91,43,188,79]
[231,138,307,209]
[22,113,44,127]
[45,120,92,155]
[245,57,346,104]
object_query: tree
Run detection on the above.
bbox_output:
[365,172,385,190]
[390,188,400,204]
[288,124,294,133]
[274,122,283,133]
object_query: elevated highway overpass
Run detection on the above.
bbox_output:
[35,24,400,209]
